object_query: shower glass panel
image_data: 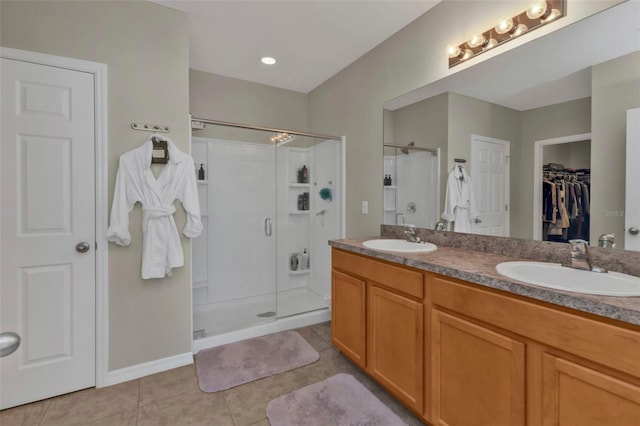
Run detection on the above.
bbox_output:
[192,126,278,338]
[191,123,342,341]
[383,145,440,228]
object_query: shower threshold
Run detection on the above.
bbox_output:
[193,287,328,340]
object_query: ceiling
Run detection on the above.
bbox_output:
[150,0,440,94]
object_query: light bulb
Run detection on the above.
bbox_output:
[527,1,548,19]
[511,24,528,37]
[495,17,514,34]
[461,49,473,60]
[483,37,498,50]
[447,45,462,58]
[260,56,276,65]
[542,8,561,22]
[467,33,486,48]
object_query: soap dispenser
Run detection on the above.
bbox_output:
[198,164,205,180]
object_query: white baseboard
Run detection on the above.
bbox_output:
[102,352,194,387]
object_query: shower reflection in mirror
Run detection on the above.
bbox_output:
[383,143,440,229]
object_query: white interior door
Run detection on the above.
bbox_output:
[626,108,640,251]
[0,58,96,409]
[470,135,510,236]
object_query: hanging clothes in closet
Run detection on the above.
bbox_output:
[542,166,590,243]
[106,134,203,279]
[442,163,478,233]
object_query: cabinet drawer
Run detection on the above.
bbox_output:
[429,274,640,378]
[332,248,424,299]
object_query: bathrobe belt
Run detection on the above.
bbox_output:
[142,205,176,232]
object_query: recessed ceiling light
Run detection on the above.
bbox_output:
[260,56,276,65]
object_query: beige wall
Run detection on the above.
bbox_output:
[1,0,191,371]
[190,69,308,143]
[591,51,640,247]
[308,0,620,238]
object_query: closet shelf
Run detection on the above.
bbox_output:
[290,183,310,188]
[383,185,397,189]
[289,269,311,275]
[290,210,310,215]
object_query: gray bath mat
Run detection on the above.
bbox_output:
[266,373,408,426]
[195,330,319,392]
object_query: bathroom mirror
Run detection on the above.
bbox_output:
[383,1,640,250]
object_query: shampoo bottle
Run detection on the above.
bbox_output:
[301,249,309,270]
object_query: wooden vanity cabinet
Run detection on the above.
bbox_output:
[429,306,525,425]
[429,273,640,426]
[331,269,366,368]
[331,248,424,414]
[331,247,640,426]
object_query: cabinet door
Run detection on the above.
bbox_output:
[430,309,525,426]
[331,270,366,368]
[542,353,640,425]
[368,285,424,413]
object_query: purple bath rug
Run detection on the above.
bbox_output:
[266,373,408,426]
[195,330,319,392]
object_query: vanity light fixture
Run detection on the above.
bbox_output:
[448,0,565,68]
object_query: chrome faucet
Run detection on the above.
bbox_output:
[567,239,607,273]
[403,224,423,243]
[598,233,616,249]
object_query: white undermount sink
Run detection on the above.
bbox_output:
[362,239,437,253]
[496,261,640,297]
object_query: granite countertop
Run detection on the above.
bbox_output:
[330,237,640,327]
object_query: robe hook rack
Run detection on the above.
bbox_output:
[454,158,466,163]
[131,122,170,133]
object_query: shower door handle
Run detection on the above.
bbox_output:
[264,218,272,237]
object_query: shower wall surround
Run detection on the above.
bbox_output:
[191,136,343,341]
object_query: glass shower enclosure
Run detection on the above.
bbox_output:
[190,120,343,345]
[383,144,440,228]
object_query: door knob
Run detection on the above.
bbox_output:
[76,242,91,253]
[629,227,639,235]
[0,332,21,357]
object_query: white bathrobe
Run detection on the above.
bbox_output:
[441,165,478,233]
[107,135,202,279]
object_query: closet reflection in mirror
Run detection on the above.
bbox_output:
[382,1,639,250]
[541,141,591,243]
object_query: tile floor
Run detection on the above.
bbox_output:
[1,322,425,426]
